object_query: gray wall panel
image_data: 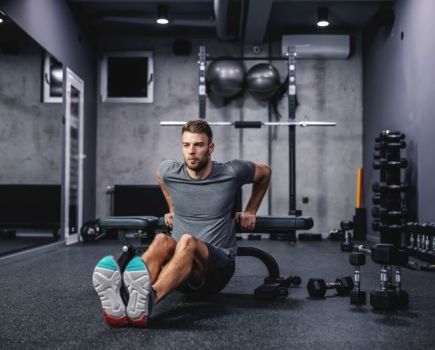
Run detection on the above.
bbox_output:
[363,0,435,231]
[0,0,97,220]
[0,35,62,183]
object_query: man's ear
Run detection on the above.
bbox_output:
[209,142,215,155]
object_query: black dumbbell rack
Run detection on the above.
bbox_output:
[405,222,435,264]
[372,130,408,247]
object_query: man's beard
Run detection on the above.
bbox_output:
[185,156,209,173]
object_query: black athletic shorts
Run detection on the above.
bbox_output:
[177,242,236,295]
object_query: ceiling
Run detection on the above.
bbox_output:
[68,0,395,43]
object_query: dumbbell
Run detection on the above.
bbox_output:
[349,252,366,305]
[372,221,403,234]
[372,207,405,220]
[307,277,354,298]
[374,140,406,150]
[370,265,396,310]
[372,182,408,193]
[373,159,408,170]
[340,221,353,252]
[328,228,345,241]
[377,130,405,142]
[369,245,409,310]
[393,266,409,307]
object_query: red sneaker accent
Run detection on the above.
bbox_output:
[103,310,128,327]
[128,314,148,328]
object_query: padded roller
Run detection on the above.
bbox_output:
[97,215,313,233]
[240,216,314,233]
[97,216,163,230]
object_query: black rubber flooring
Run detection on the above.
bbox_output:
[0,235,57,256]
[0,238,434,349]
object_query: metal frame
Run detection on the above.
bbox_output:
[188,46,336,221]
[42,52,63,103]
[63,67,85,245]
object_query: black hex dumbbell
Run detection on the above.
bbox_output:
[372,182,408,193]
[373,159,408,170]
[307,277,354,298]
[393,249,409,308]
[372,207,405,220]
[370,265,396,311]
[349,252,366,305]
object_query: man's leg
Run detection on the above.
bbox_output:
[142,233,177,283]
[121,233,176,327]
[122,233,208,327]
[152,233,209,303]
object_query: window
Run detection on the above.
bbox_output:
[100,51,154,103]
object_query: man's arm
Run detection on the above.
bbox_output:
[236,162,271,230]
[156,170,174,228]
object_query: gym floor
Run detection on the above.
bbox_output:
[1,238,434,349]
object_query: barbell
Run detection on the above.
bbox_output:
[160,121,336,128]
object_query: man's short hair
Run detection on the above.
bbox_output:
[182,120,213,143]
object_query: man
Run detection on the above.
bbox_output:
[93,120,271,327]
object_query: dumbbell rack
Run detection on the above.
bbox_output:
[372,130,408,247]
[350,244,409,310]
[406,222,435,264]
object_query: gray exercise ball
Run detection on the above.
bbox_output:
[246,63,281,101]
[206,60,245,98]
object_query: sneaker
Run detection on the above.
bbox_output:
[123,256,155,327]
[92,256,128,327]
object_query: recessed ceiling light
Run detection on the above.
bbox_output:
[317,7,330,28]
[156,5,169,25]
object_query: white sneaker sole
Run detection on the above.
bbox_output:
[93,267,128,327]
[123,269,152,327]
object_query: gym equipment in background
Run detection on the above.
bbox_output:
[246,63,281,101]
[331,168,367,246]
[353,167,367,240]
[405,222,435,265]
[349,252,366,305]
[340,220,354,251]
[372,130,408,247]
[161,120,335,127]
[95,215,313,301]
[193,45,338,243]
[306,277,354,298]
[351,243,409,310]
[206,59,245,98]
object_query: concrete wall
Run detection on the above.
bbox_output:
[96,32,363,234]
[0,30,62,183]
[0,0,97,220]
[363,0,435,230]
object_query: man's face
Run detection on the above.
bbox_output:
[182,131,214,172]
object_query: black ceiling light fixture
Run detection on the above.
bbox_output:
[317,7,330,28]
[0,10,6,24]
[156,5,169,25]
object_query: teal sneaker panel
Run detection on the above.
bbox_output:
[125,257,146,272]
[96,256,118,271]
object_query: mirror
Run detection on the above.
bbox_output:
[0,17,63,256]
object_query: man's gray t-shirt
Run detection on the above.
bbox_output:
[159,159,255,256]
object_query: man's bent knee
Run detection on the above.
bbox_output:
[176,234,197,252]
[143,233,176,262]
[153,233,176,248]
[176,234,209,264]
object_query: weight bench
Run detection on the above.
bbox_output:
[96,215,313,300]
